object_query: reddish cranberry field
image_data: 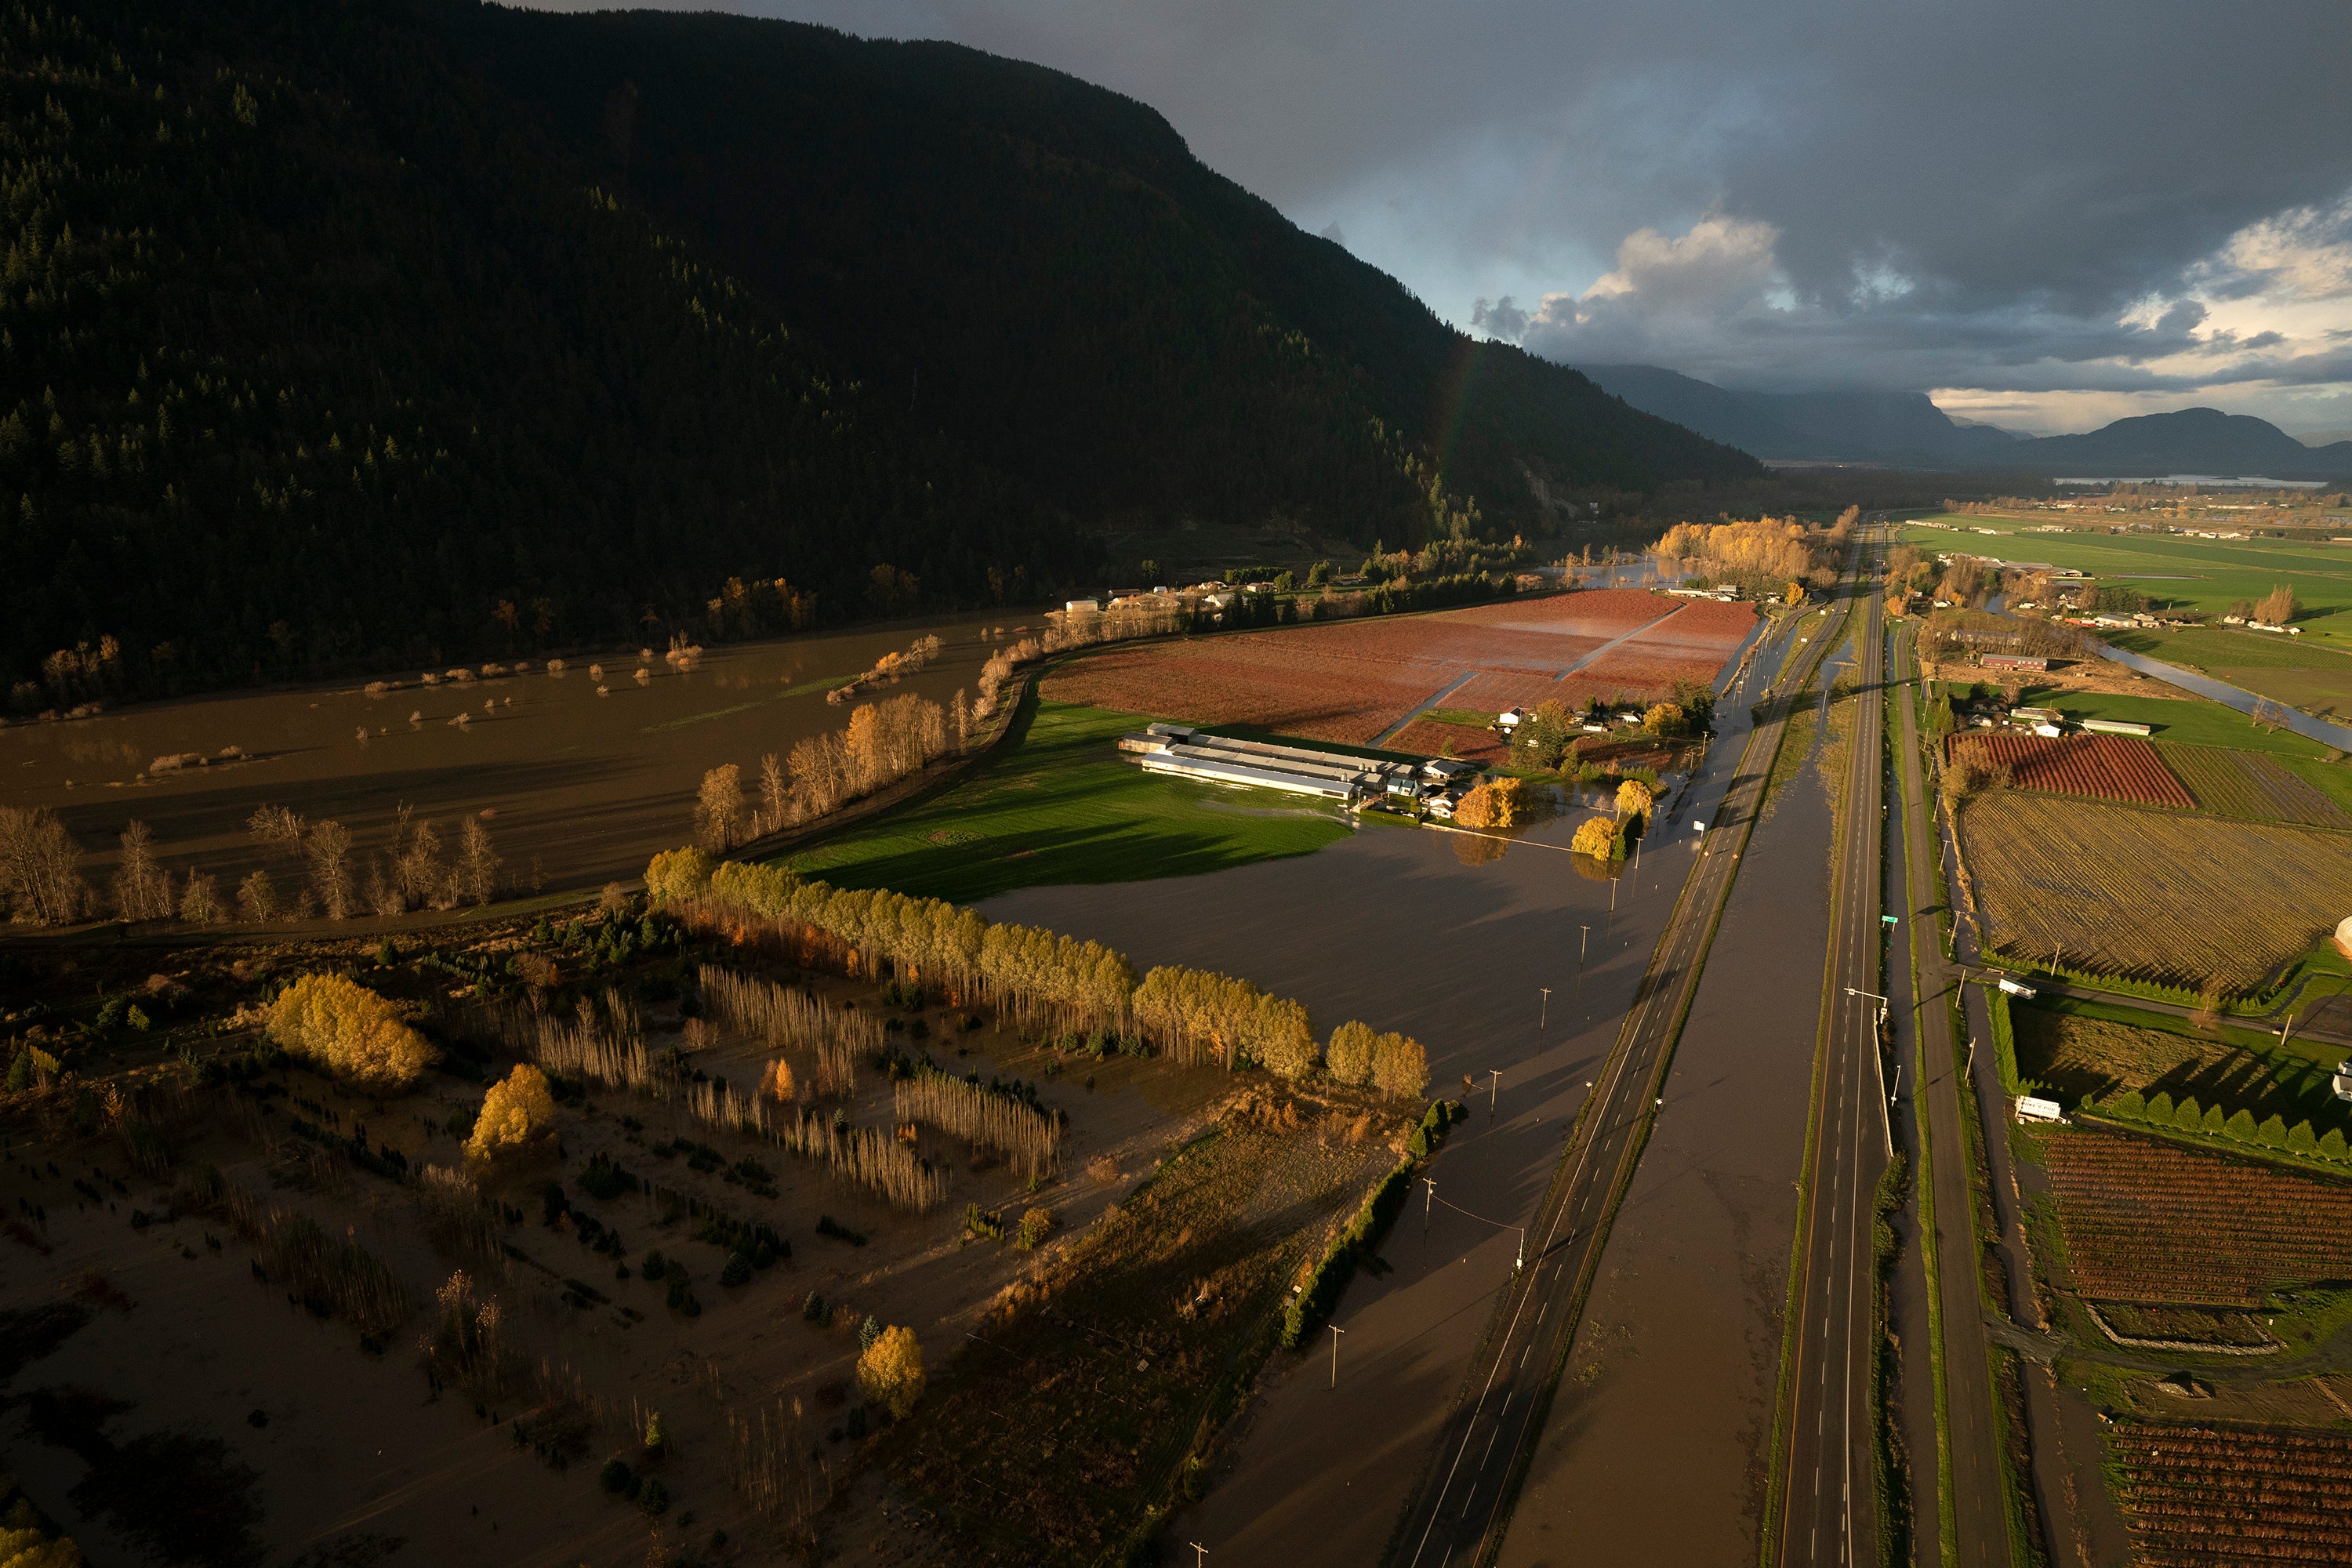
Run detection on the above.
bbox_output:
[1043,590,1755,746]
[1946,732,2194,808]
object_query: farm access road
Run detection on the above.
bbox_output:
[1887,624,2013,1568]
[1381,538,1865,1568]
[1769,537,1893,1568]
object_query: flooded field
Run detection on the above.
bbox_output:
[982,802,1686,1564]
[0,613,1015,907]
[975,616,1798,1563]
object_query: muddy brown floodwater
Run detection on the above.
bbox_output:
[0,612,1014,905]
[1501,704,1837,1567]
[976,615,1801,1566]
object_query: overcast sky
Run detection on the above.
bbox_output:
[531,0,2352,436]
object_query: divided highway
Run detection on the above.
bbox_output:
[1383,543,1865,1568]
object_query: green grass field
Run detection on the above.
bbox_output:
[778,699,1354,902]
[1894,514,2352,641]
[2016,686,2342,758]
[2102,626,2352,716]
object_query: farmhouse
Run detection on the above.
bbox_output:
[1980,653,2049,673]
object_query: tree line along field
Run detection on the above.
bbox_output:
[2013,1006,2352,1138]
[1955,791,2352,994]
[1037,589,1754,746]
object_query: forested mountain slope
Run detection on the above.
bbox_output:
[0,0,1752,706]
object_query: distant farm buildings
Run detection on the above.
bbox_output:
[1120,724,1472,807]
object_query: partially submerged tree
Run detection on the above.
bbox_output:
[857,1325,926,1419]
[1326,1020,1376,1087]
[466,1065,557,1160]
[267,973,434,1090]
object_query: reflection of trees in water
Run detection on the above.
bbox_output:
[1570,850,1624,883]
[1450,832,1508,868]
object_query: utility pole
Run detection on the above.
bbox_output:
[1539,987,1552,1032]
[1488,1069,1501,1115]
[1189,1545,1207,1568]
[1423,1177,1434,1240]
[1329,1323,1346,1388]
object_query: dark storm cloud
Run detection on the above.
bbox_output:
[531,0,2352,410]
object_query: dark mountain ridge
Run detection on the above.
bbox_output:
[1580,363,2352,480]
[0,0,1751,706]
[2018,407,2352,478]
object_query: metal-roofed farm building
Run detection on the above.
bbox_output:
[1120,728,1398,802]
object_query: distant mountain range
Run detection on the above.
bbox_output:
[1577,364,2352,480]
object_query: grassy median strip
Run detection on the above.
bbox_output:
[1892,633,1961,1568]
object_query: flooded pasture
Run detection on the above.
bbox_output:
[0,613,1014,907]
[975,614,1817,1563]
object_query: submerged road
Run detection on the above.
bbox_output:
[1889,624,2011,1566]
[1772,538,1891,1568]
[1382,543,1864,1568]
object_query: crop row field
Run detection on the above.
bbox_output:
[2157,742,2351,827]
[2041,1127,2352,1306]
[1945,731,2193,808]
[1039,589,1754,746]
[1956,792,2352,993]
[2110,1420,2352,1566]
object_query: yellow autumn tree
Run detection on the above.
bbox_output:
[1326,1021,1377,1087]
[1572,816,1621,860]
[858,1324,926,1419]
[267,974,434,1090]
[1370,1032,1429,1101]
[1453,781,1499,829]
[1640,702,1687,738]
[466,1065,557,1161]
[644,846,715,906]
[1615,779,1654,821]
[760,1057,797,1103]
